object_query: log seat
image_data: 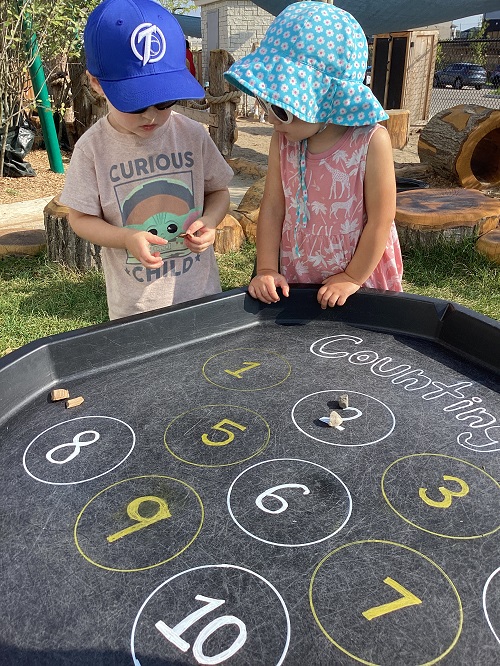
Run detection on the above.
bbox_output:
[476,228,500,264]
[395,188,500,249]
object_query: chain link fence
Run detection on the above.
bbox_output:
[430,38,500,118]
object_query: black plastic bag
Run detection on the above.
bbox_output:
[1,120,36,177]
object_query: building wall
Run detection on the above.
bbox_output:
[196,0,273,82]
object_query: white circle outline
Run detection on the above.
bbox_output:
[291,390,395,447]
[227,458,352,547]
[483,566,500,645]
[130,563,291,666]
[23,416,136,485]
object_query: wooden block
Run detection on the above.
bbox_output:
[50,388,70,402]
[65,396,84,408]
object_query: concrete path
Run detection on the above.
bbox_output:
[0,173,256,256]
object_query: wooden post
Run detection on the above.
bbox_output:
[209,50,237,158]
[380,109,410,149]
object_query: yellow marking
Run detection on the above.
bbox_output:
[362,576,422,621]
[224,362,261,378]
[107,495,171,543]
[419,475,470,508]
[309,539,463,666]
[201,419,247,446]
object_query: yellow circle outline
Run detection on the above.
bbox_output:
[164,404,270,468]
[202,348,292,391]
[309,539,463,666]
[74,475,204,572]
[381,453,500,539]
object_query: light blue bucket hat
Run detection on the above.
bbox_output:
[224,1,387,126]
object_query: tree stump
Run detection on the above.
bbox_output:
[238,208,259,244]
[0,229,46,256]
[214,214,245,253]
[44,197,102,271]
[395,188,500,249]
[418,105,500,190]
[237,176,266,214]
[380,109,410,149]
[476,228,500,264]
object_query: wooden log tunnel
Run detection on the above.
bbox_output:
[418,105,500,190]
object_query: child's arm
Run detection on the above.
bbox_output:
[183,188,230,253]
[317,126,396,308]
[68,209,168,269]
[248,133,290,303]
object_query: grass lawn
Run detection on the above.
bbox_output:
[1,238,499,356]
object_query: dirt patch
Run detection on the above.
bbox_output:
[0,150,71,205]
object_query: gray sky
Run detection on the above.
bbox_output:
[454,14,482,30]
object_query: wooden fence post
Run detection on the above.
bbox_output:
[208,50,237,158]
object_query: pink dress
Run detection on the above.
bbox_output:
[279,125,403,291]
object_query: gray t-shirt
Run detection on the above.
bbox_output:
[60,112,234,320]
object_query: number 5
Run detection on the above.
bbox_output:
[201,419,247,447]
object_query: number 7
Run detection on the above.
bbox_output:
[362,577,422,621]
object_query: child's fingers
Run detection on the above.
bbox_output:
[146,233,168,245]
[185,219,204,236]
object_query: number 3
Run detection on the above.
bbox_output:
[419,475,470,508]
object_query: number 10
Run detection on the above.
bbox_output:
[155,594,247,664]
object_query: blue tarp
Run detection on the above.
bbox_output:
[250,1,500,35]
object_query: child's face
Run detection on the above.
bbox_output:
[87,74,173,138]
[267,111,324,143]
[105,99,173,137]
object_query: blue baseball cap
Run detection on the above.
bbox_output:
[224,1,387,127]
[84,0,205,112]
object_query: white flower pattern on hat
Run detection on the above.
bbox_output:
[225,1,387,127]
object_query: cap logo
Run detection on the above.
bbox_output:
[130,23,166,66]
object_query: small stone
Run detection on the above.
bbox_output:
[338,394,349,409]
[329,411,343,428]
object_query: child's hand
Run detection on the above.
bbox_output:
[248,270,290,303]
[125,230,168,269]
[183,218,216,253]
[317,273,361,309]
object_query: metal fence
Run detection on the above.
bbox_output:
[430,38,500,118]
